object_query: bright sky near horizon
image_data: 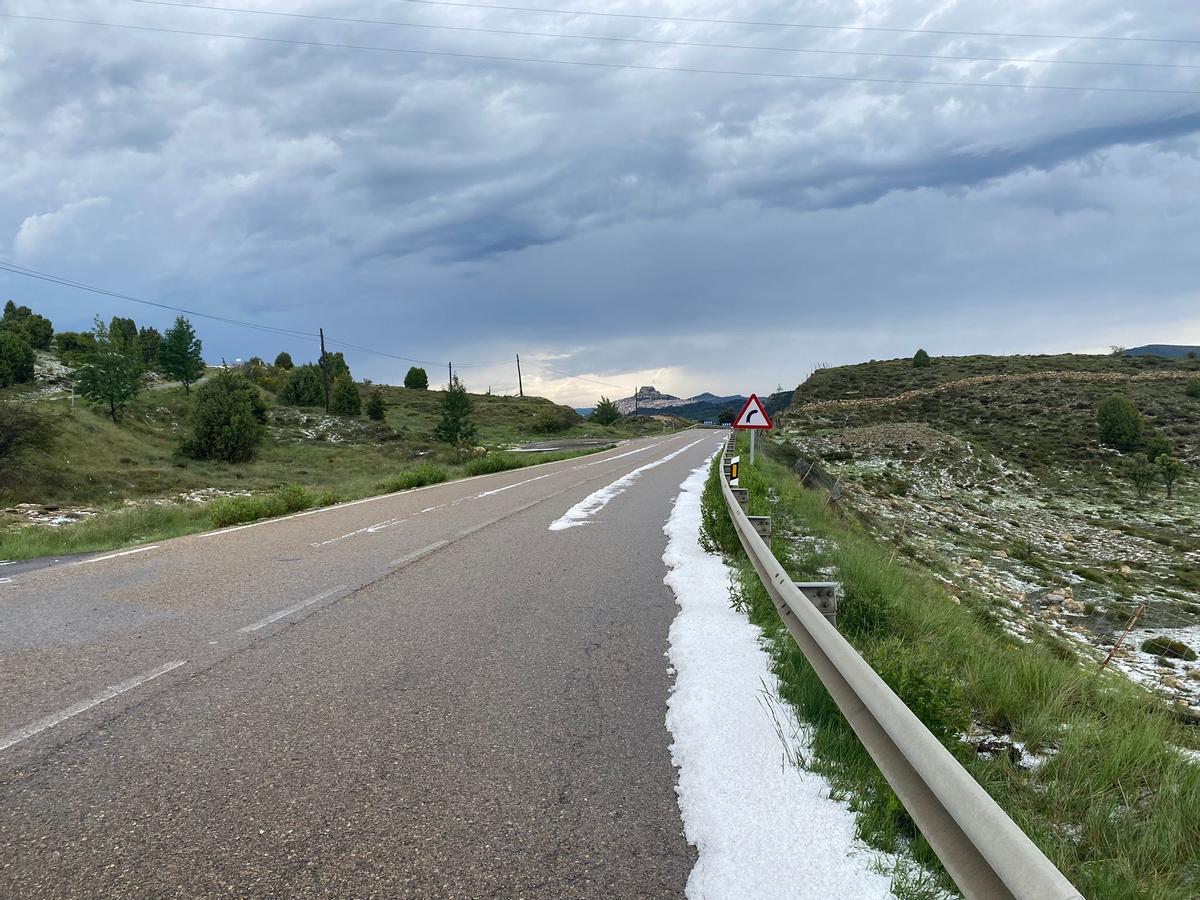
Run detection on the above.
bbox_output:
[2,0,1198,405]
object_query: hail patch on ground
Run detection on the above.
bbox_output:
[662,458,895,899]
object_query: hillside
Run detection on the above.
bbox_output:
[1127,344,1200,359]
[776,352,1200,716]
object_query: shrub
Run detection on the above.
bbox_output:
[1140,636,1198,661]
[207,484,313,528]
[718,406,736,425]
[1097,394,1143,451]
[0,330,35,386]
[1187,378,1200,399]
[0,404,55,484]
[1006,538,1035,561]
[465,452,522,476]
[274,351,294,370]
[1157,454,1185,499]
[366,388,386,421]
[381,464,447,492]
[329,376,362,416]
[532,405,578,434]
[590,396,621,425]
[54,331,95,361]
[1144,432,1172,463]
[181,369,268,462]
[1126,454,1157,500]
[912,348,931,368]
[404,366,429,389]
[278,364,326,407]
[434,375,477,446]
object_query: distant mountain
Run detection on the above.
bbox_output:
[1126,344,1199,359]
[574,407,594,417]
[615,385,748,422]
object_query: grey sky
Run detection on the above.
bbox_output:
[2,0,1198,404]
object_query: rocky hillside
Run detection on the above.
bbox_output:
[774,352,1200,717]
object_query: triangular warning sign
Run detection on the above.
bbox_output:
[732,394,773,429]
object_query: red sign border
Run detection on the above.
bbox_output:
[732,393,773,430]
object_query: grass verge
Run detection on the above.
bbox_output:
[1,445,613,561]
[701,434,1200,899]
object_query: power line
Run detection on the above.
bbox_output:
[394,0,1200,46]
[124,0,1200,70]
[5,13,1199,95]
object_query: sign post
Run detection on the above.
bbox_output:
[731,394,773,464]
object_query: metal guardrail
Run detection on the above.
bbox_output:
[718,435,1083,900]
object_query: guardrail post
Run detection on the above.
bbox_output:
[746,515,771,538]
[730,487,749,513]
[795,581,839,627]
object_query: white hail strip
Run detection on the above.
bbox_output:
[548,438,705,531]
[0,660,187,753]
[237,586,345,634]
[72,545,160,566]
[313,515,409,547]
[389,540,449,568]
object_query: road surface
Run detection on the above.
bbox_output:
[0,430,725,898]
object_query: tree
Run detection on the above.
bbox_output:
[912,348,931,368]
[0,330,35,387]
[77,317,142,423]
[1144,432,1173,464]
[366,388,386,421]
[159,316,205,393]
[278,364,326,407]
[1157,454,1185,499]
[109,316,140,357]
[55,331,95,361]
[1097,394,1143,451]
[404,366,429,389]
[329,375,362,416]
[590,396,621,425]
[1187,378,1200,399]
[434,375,477,447]
[718,406,736,425]
[0,404,55,485]
[274,351,294,370]
[181,369,268,463]
[138,327,162,370]
[1,301,53,350]
[322,351,350,382]
[1126,454,1157,500]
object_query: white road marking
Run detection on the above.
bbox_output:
[72,545,160,566]
[473,470,559,498]
[0,660,187,753]
[237,586,345,634]
[313,515,409,547]
[0,560,14,566]
[549,439,708,531]
[389,540,449,568]
[0,577,11,585]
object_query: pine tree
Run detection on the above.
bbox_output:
[181,369,268,462]
[404,366,429,389]
[434,375,477,446]
[274,351,294,370]
[160,316,205,393]
[329,376,362,416]
[366,388,386,421]
[590,396,621,425]
[912,348,932,368]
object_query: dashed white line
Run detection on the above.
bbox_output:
[72,545,160,566]
[0,660,187,753]
[237,586,346,634]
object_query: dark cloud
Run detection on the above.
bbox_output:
[2,0,1198,403]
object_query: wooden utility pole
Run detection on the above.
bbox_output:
[448,361,453,388]
[319,327,330,413]
[516,354,524,397]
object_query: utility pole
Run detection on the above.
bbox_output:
[319,327,330,413]
[516,354,524,397]
[448,361,453,388]
[634,386,638,414]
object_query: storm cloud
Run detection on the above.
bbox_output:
[2,0,1198,403]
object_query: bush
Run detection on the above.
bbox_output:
[465,452,522,476]
[2,301,53,350]
[1097,394,1143,451]
[55,331,95,360]
[181,369,268,463]
[207,483,314,528]
[590,396,621,426]
[274,351,294,370]
[0,330,35,386]
[1187,378,1200,399]
[404,366,429,389]
[366,388,386,421]
[329,376,362,416]
[435,375,477,446]
[1140,636,1198,661]
[1126,454,1157,500]
[1144,432,1172,463]
[0,404,56,483]
[532,405,578,434]
[278,364,326,407]
[912,348,931,368]
[381,464,447,492]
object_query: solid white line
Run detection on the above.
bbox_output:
[549,438,709,531]
[0,660,187,753]
[389,540,449,568]
[72,545,160,566]
[237,585,345,634]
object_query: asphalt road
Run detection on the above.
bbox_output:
[0,430,725,898]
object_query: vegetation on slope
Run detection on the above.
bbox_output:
[702,436,1200,898]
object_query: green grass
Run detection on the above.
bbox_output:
[701,433,1200,899]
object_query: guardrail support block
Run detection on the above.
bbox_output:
[746,515,771,538]
[795,581,839,627]
[730,487,749,512]
[722,463,733,478]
